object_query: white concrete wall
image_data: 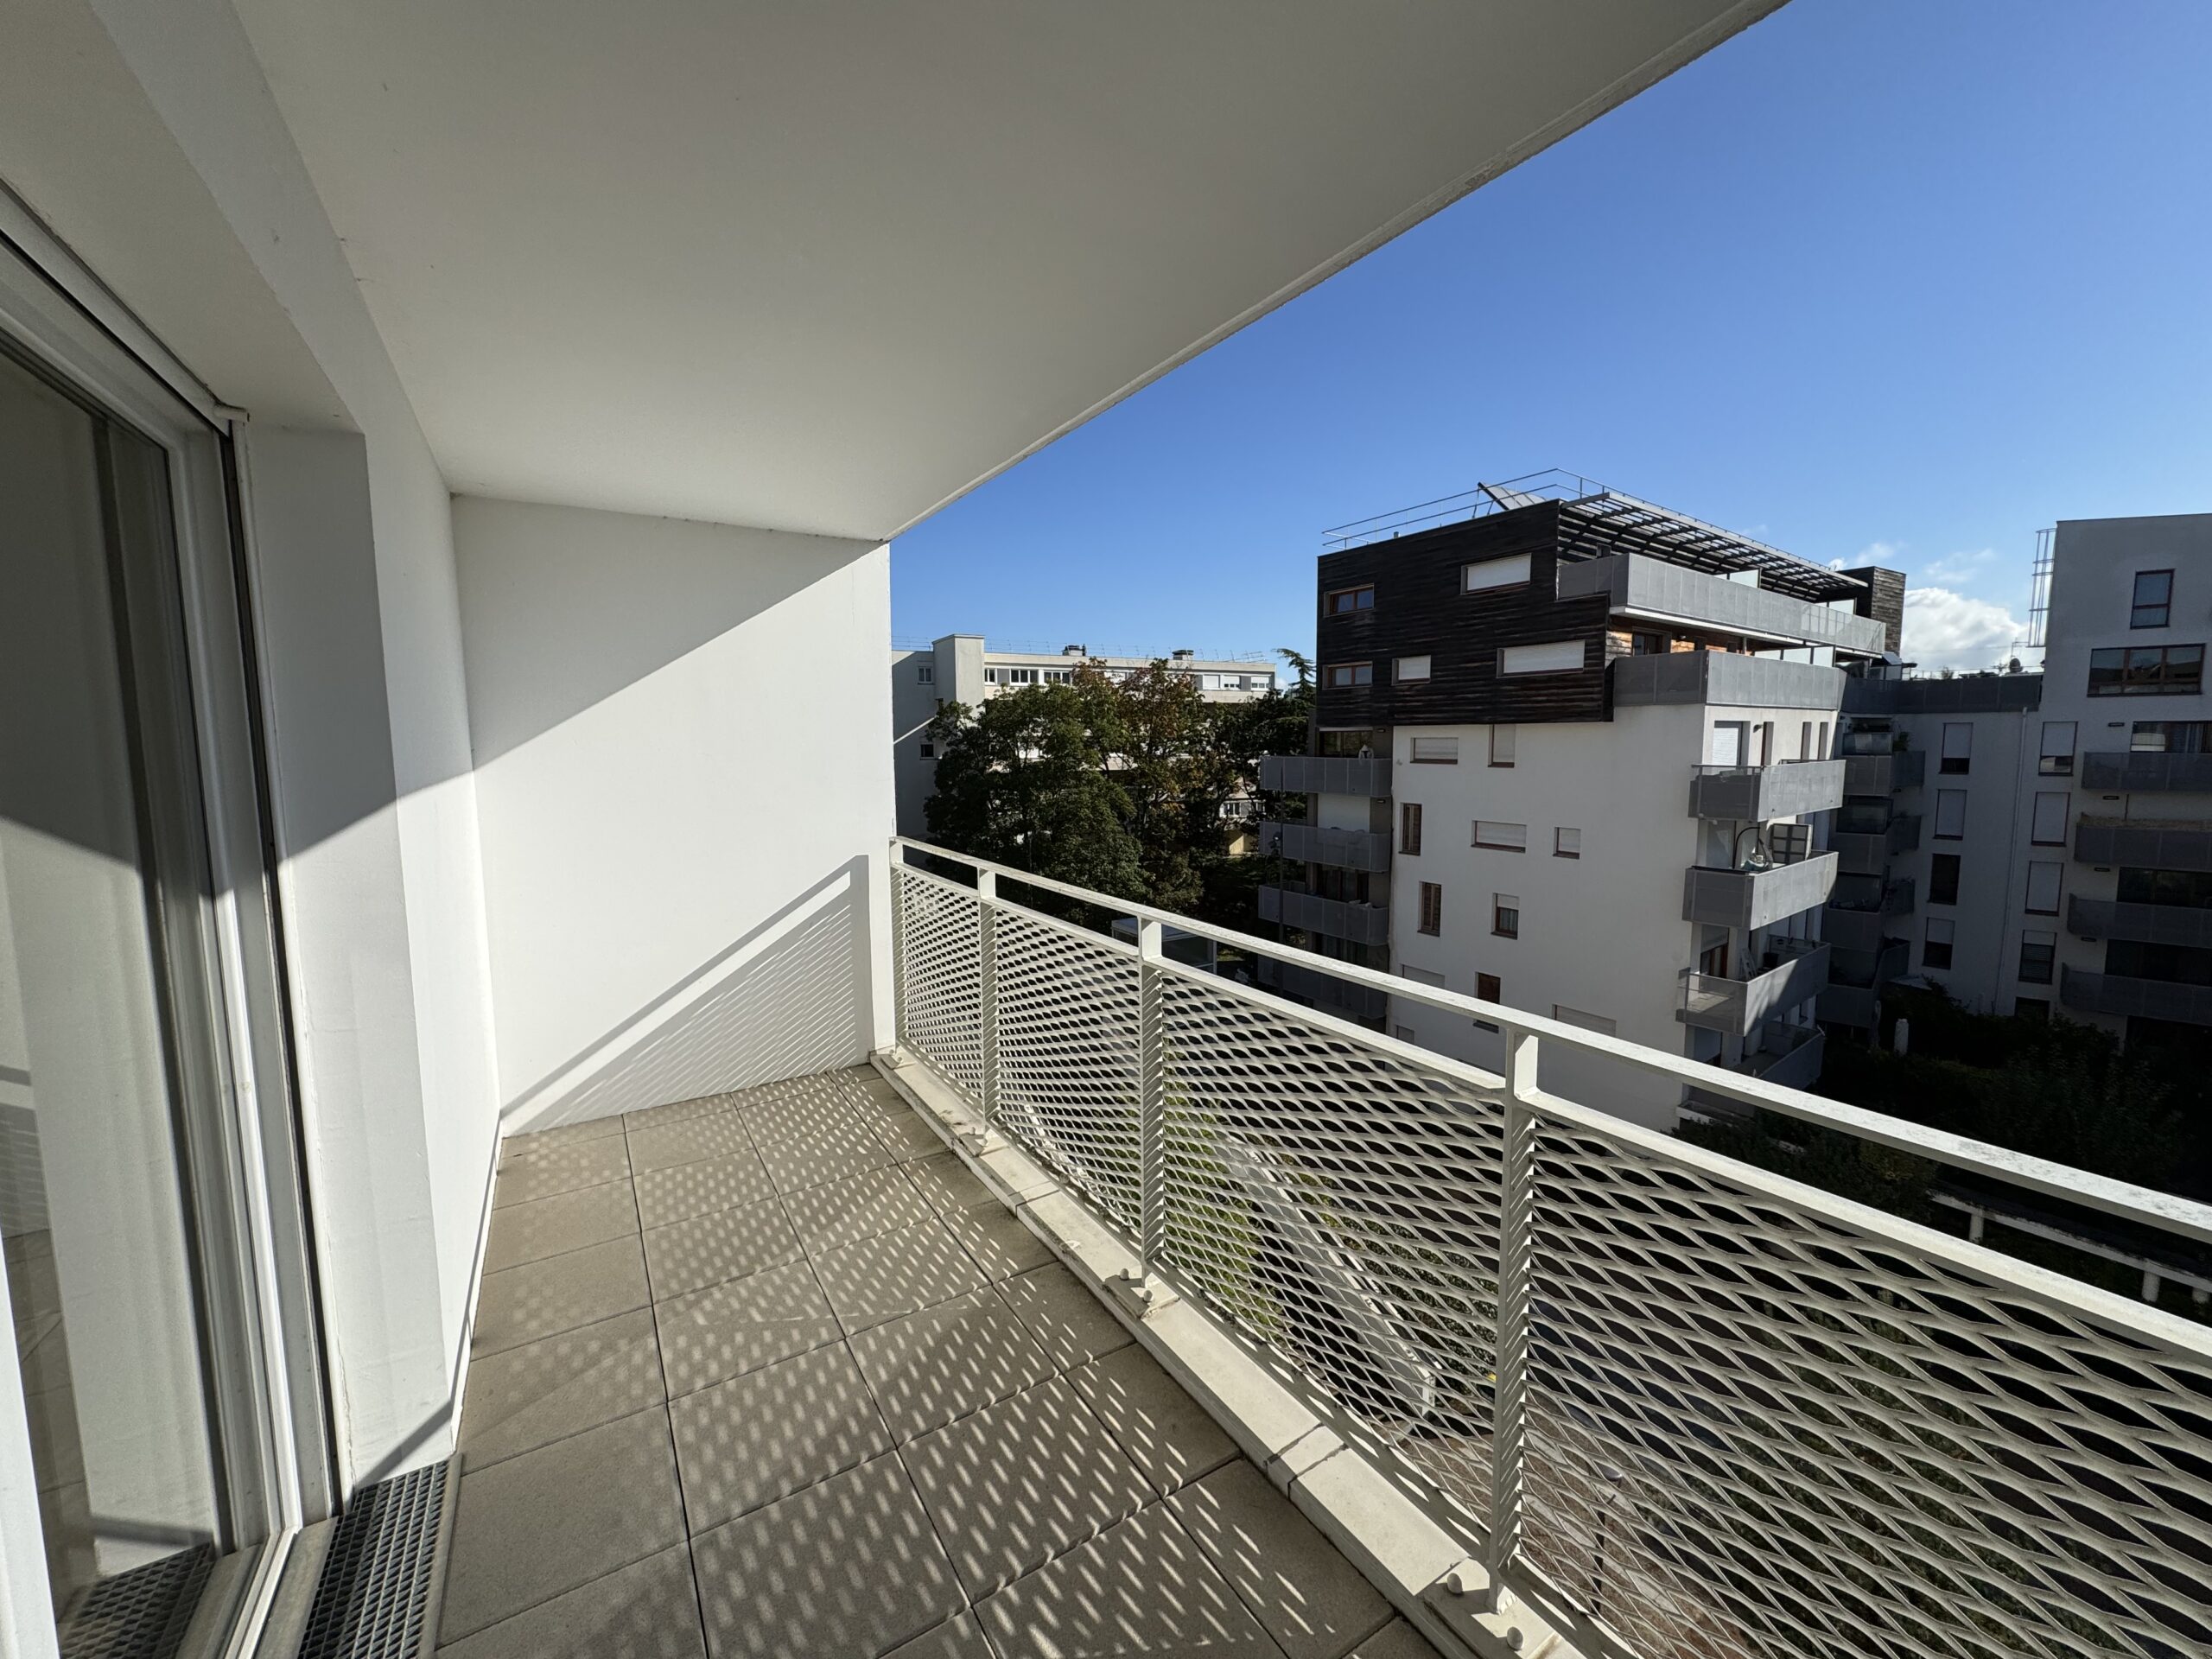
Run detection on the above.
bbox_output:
[455,498,893,1130]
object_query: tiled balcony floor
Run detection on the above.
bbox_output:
[436,1065,1440,1659]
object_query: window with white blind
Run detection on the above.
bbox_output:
[1941,722,1973,773]
[1935,790,1967,840]
[2024,861,2062,915]
[2038,721,2076,776]
[1923,918,1955,969]
[1489,724,1516,767]
[1499,639,1585,675]
[1473,821,1527,851]
[1463,553,1531,594]
[2031,791,2069,845]
[1492,894,1519,938]
[1410,734,1458,764]
[1554,826,1580,859]
[1395,655,1432,683]
[1401,965,1446,988]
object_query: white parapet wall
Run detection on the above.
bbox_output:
[455,496,897,1133]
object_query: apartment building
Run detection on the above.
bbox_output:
[1820,512,2211,1042]
[1259,476,1893,1128]
[2044,513,2212,1041]
[1829,669,2044,1022]
[891,636,1274,835]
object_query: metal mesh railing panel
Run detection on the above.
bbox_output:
[1517,1109,2212,1659]
[895,870,983,1098]
[1154,969,1510,1526]
[993,907,1143,1232]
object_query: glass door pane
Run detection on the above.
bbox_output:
[0,349,229,1643]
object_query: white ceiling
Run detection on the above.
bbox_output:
[233,0,1775,541]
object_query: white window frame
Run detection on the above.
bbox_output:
[1395,655,1432,683]
[1409,734,1459,765]
[2031,791,2069,846]
[1498,639,1585,676]
[1473,820,1528,852]
[2024,861,2062,915]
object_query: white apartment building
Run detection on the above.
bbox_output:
[1260,477,1893,1129]
[892,636,1273,836]
[1830,671,2045,1020]
[1824,511,2211,1042]
[2042,512,2212,1041]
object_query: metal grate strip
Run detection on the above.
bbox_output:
[296,1459,448,1659]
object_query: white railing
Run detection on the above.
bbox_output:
[889,837,2212,1659]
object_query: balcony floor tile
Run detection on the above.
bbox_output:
[442,1064,1401,1659]
[459,1307,664,1471]
[470,1235,651,1358]
[437,1408,685,1643]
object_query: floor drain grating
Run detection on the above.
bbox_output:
[297,1459,448,1659]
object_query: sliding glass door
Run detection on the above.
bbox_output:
[0,240,325,1659]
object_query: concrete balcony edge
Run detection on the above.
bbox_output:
[868,1046,1563,1659]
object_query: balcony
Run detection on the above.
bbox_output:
[2081,750,2212,791]
[2060,965,2212,1026]
[1257,819,1392,873]
[1556,551,1889,655]
[2067,896,2212,949]
[1679,939,1830,1036]
[1833,813,1921,876]
[1685,759,1846,821]
[1688,1020,1828,1118]
[2075,814,2212,872]
[1257,884,1390,946]
[1256,955,1393,1020]
[886,840,2212,1659]
[1609,647,1845,710]
[1842,747,1927,793]
[1259,753,1393,797]
[1681,850,1839,931]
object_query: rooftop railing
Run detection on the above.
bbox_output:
[889,836,2212,1659]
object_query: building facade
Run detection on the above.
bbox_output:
[892,636,1274,836]
[1261,478,1892,1128]
[2043,513,2212,1042]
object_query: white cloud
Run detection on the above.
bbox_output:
[1902,586,2031,671]
[1920,546,1999,586]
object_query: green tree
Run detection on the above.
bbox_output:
[923,686,1143,897]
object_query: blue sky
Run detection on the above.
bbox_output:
[893,0,2212,675]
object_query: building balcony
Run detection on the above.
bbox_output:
[1681,850,1839,931]
[1258,753,1392,797]
[2080,750,2212,792]
[2075,815,2212,872]
[1842,747,1927,793]
[1685,1021,1827,1117]
[1686,759,1846,822]
[1823,907,1897,957]
[1820,940,1910,1027]
[1679,939,1830,1036]
[2059,965,2212,1027]
[1556,551,1889,656]
[2067,896,2212,950]
[1257,820,1391,873]
[1609,648,1845,710]
[1833,813,1922,876]
[1255,955,1393,1020]
[865,841,2212,1659]
[1257,883,1390,946]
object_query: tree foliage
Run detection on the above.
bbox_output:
[923,657,1313,924]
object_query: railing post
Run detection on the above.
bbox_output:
[1136,918,1166,1281]
[976,868,998,1135]
[1487,1027,1539,1602]
[889,848,907,1051]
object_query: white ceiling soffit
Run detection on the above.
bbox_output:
[234,0,1777,541]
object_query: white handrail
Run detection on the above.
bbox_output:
[891,836,2212,1251]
